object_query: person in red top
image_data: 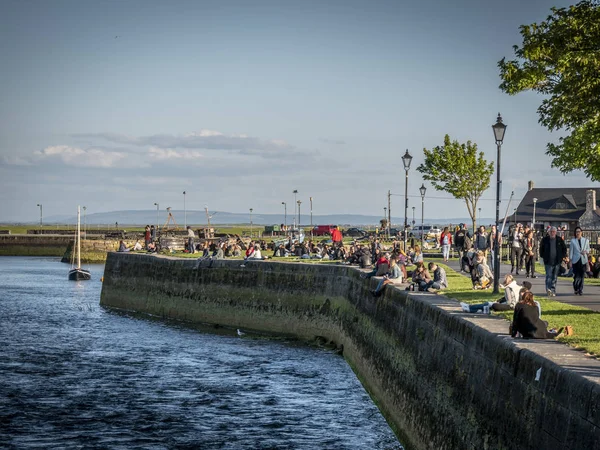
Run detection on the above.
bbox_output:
[440,227,453,262]
[331,226,343,245]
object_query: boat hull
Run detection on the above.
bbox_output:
[68,268,91,281]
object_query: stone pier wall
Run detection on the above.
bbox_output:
[100,253,600,450]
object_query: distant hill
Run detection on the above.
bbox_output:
[23,210,491,228]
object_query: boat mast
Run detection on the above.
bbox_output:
[77,205,81,269]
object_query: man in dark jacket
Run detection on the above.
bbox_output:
[474,226,488,254]
[539,227,567,297]
[454,224,470,269]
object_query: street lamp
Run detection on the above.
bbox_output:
[492,112,507,294]
[293,190,298,228]
[419,184,426,250]
[297,200,302,227]
[83,206,87,240]
[154,202,159,236]
[183,191,187,229]
[402,149,413,251]
[36,203,43,230]
[478,207,482,227]
[310,197,313,228]
[384,206,387,231]
[532,198,538,230]
[249,208,253,238]
[282,202,287,228]
[412,206,415,227]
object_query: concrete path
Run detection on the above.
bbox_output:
[444,259,600,312]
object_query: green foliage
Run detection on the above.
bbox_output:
[498,0,600,180]
[417,135,494,230]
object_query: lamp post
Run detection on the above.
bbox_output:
[492,113,507,294]
[292,190,298,228]
[310,197,313,228]
[419,184,426,250]
[532,198,538,230]
[36,204,43,229]
[83,206,87,240]
[478,207,482,228]
[412,206,415,227]
[183,191,187,228]
[297,200,302,227]
[384,206,387,233]
[402,149,413,251]
[249,208,253,238]
[282,202,287,228]
[154,202,159,236]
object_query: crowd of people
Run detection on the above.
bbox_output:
[453,222,599,296]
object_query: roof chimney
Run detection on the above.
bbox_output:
[528,180,534,191]
[586,189,597,213]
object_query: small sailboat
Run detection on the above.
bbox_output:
[68,205,91,281]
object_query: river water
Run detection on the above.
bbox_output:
[0,257,402,449]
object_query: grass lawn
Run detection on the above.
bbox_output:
[440,263,600,358]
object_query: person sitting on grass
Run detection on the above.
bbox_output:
[473,251,493,289]
[245,243,259,260]
[361,252,389,279]
[411,262,431,291]
[410,245,424,265]
[132,240,143,251]
[371,256,403,297]
[419,262,448,293]
[147,241,157,253]
[117,240,129,252]
[510,291,566,339]
[461,274,521,313]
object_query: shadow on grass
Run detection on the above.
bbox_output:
[540,309,599,317]
[446,291,500,302]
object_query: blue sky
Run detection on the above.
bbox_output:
[0,0,592,223]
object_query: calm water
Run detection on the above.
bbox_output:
[0,257,402,449]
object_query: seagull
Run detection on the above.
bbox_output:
[237,329,245,336]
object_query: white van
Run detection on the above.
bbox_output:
[412,225,442,239]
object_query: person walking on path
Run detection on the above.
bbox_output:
[186,226,196,254]
[454,224,470,270]
[539,227,567,297]
[510,224,524,275]
[569,226,591,295]
[474,226,488,254]
[440,227,453,262]
[523,229,538,279]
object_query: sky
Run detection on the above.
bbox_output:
[0,0,594,223]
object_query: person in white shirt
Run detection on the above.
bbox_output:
[569,226,590,295]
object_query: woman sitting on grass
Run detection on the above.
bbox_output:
[461,274,521,313]
[510,291,565,339]
[370,256,403,297]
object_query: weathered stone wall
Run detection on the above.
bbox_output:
[100,253,600,450]
[0,235,135,261]
[0,235,73,256]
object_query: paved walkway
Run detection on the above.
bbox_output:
[444,259,600,312]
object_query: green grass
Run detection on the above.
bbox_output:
[440,263,600,357]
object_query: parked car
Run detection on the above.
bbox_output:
[411,225,442,240]
[312,224,337,236]
[345,227,367,238]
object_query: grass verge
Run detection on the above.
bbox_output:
[440,263,600,358]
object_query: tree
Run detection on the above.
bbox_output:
[498,0,600,181]
[417,135,494,231]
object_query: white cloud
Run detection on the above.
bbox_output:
[74,130,296,153]
[1,155,32,166]
[148,147,203,161]
[35,145,125,168]
[112,175,194,186]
